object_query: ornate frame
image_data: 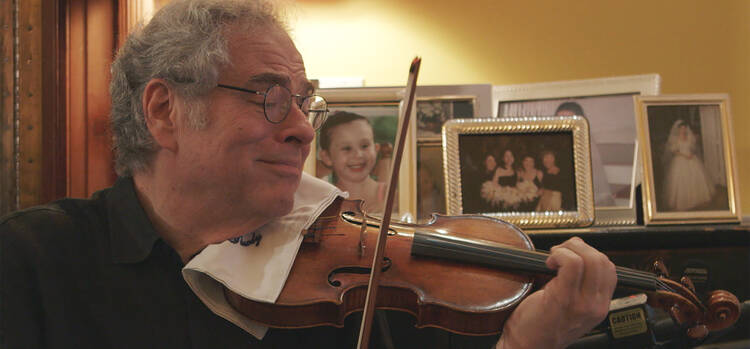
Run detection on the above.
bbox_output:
[635,94,741,225]
[443,117,594,229]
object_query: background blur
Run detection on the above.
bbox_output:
[293,0,749,215]
[2,0,747,216]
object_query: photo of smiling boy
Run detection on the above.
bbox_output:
[318,111,390,213]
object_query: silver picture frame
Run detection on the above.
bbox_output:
[443,117,594,229]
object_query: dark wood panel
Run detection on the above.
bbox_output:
[0,0,17,215]
[67,0,117,198]
[67,0,87,198]
[42,0,67,205]
[84,0,116,195]
[17,0,43,208]
[117,0,128,48]
[0,0,120,206]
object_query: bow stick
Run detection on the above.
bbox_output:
[356,57,422,349]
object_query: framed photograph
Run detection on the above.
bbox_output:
[415,84,492,140]
[494,74,660,226]
[635,94,740,225]
[443,117,594,229]
[410,84,492,221]
[416,140,447,223]
[416,96,476,139]
[304,87,416,218]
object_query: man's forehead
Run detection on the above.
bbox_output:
[243,72,314,92]
[224,27,311,91]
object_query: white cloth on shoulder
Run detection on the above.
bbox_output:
[182,172,346,339]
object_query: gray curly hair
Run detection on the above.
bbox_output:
[110,0,288,176]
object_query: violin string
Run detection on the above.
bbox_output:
[419,238,548,270]
[615,267,657,283]
[441,240,552,271]
[498,247,661,291]
[513,249,656,280]
[655,279,678,294]
[497,247,691,295]
[483,246,694,298]
[426,232,696,292]
[517,249,675,293]
[425,236,676,293]
[478,246,555,272]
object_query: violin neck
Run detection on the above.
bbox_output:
[411,232,658,291]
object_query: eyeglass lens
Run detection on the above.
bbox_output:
[264,85,290,123]
[304,95,327,129]
[264,85,327,129]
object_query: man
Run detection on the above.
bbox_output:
[0,0,616,348]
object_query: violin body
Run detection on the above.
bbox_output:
[224,198,741,338]
[225,198,535,335]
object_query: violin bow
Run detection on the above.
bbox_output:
[356,57,421,349]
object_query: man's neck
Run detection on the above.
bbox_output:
[132,171,268,263]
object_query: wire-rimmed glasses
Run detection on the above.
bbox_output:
[216,83,329,130]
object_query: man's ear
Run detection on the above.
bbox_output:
[142,78,178,152]
[319,149,333,168]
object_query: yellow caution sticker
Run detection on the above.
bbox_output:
[608,307,647,339]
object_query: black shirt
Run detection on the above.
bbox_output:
[0,177,498,348]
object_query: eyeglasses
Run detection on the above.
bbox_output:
[216,83,329,130]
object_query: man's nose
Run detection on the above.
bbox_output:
[277,104,315,145]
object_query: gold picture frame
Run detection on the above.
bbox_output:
[303,87,416,220]
[443,117,594,229]
[635,94,741,225]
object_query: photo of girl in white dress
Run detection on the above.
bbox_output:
[480,149,522,209]
[661,119,715,211]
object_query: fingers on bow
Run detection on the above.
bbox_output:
[546,237,617,321]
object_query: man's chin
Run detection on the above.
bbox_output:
[245,177,300,218]
[261,196,295,220]
[264,187,297,213]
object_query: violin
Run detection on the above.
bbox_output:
[224,197,741,339]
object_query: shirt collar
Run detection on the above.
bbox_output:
[107,177,161,264]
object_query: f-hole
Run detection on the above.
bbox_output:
[328,257,393,287]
